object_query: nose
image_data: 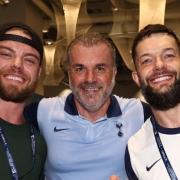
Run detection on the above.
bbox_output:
[85,70,96,83]
[11,57,23,70]
[154,57,165,70]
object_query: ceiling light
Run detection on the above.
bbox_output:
[45,40,53,45]
[42,29,49,33]
[112,7,119,12]
[3,0,10,4]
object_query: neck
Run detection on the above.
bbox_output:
[0,99,26,125]
[152,103,180,128]
[75,99,111,122]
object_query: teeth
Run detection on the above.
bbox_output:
[85,88,98,90]
[6,75,23,82]
[86,88,97,90]
[152,75,171,83]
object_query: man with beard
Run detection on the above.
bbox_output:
[0,22,46,179]
[125,24,180,180]
[34,33,151,180]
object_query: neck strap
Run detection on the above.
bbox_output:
[0,124,36,180]
[150,115,178,180]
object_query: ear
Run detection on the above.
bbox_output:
[114,66,117,76]
[38,66,42,79]
[132,71,141,87]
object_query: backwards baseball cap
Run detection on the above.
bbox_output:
[0,22,44,65]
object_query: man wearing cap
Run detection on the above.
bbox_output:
[0,22,46,180]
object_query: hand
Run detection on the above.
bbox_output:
[109,175,120,180]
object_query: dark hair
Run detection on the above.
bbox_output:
[132,24,180,64]
[0,22,44,65]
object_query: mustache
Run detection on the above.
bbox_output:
[79,82,101,89]
[148,68,177,79]
[0,66,25,75]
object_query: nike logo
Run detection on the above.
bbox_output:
[146,158,161,171]
[54,127,69,132]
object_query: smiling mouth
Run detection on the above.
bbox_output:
[84,87,99,91]
[151,74,173,84]
[5,75,24,83]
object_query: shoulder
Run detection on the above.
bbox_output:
[114,95,146,118]
[37,96,68,125]
[113,95,145,113]
[113,95,141,107]
[39,96,66,107]
[128,118,153,151]
[112,96,145,136]
[114,95,151,121]
[38,96,66,112]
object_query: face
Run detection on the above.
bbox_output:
[132,33,180,109]
[0,29,41,102]
[68,42,117,112]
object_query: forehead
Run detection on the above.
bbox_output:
[5,28,31,39]
[72,41,110,50]
[136,33,178,55]
[70,42,113,65]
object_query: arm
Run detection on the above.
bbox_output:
[141,101,152,121]
[125,146,138,180]
[24,102,40,129]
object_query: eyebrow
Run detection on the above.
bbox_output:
[72,63,108,67]
[0,45,14,52]
[162,47,176,53]
[137,53,151,61]
[71,63,83,67]
[96,63,107,66]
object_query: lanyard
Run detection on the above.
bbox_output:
[150,116,178,180]
[0,125,36,180]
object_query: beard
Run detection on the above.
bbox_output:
[70,78,115,112]
[141,78,180,110]
[0,79,38,103]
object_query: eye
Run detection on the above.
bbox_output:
[74,65,85,73]
[163,53,175,59]
[0,51,12,59]
[95,65,106,73]
[24,56,39,65]
[140,57,152,65]
[163,49,178,61]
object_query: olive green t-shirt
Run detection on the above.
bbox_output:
[0,119,47,180]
